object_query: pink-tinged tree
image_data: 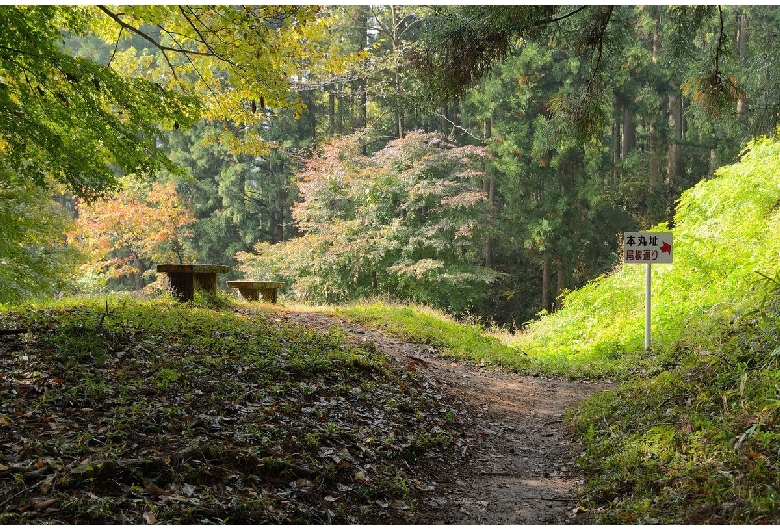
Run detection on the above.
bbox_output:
[238,132,497,314]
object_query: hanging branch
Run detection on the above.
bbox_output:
[96,4,225,81]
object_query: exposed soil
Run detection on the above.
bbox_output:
[277,310,612,525]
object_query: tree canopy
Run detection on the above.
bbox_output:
[2,5,780,324]
[0,5,324,199]
[0,5,197,199]
[412,5,751,139]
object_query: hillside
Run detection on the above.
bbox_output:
[515,137,780,523]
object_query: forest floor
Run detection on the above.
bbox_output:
[278,309,612,524]
[0,301,610,524]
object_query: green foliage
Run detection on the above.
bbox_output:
[516,137,780,377]
[477,39,632,316]
[414,6,763,141]
[0,171,80,303]
[90,5,323,128]
[164,119,303,268]
[575,296,780,523]
[0,5,198,199]
[238,132,498,316]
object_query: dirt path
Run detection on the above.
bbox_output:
[276,310,610,525]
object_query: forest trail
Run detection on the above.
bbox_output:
[276,310,611,524]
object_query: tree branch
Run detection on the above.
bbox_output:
[96,6,212,59]
[586,6,614,92]
[534,5,590,27]
[177,6,236,69]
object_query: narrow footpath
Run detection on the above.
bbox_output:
[277,310,611,524]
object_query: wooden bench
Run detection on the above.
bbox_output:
[227,280,285,303]
[157,264,230,302]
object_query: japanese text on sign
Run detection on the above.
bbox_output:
[623,232,673,264]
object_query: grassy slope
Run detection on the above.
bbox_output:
[334,302,524,368]
[515,138,780,379]
[513,138,780,523]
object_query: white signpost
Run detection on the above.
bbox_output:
[623,232,674,351]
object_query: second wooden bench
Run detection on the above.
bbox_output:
[227,280,286,303]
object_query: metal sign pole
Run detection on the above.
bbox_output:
[645,262,651,351]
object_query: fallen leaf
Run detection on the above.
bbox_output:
[143,511,156,524]
[32,498,60,511]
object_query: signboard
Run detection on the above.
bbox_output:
[623,231,674,352]
[623,232,673,264]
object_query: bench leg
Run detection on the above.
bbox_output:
[259,288,278,303]
[166,273,218,302]
[193,273,217,295]
[237,288,261,301]
[166,272,194,302]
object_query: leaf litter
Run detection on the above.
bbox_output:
[0,300,607,524]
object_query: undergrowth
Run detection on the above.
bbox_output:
[574,295,780,523]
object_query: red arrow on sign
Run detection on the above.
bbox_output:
[660,241,672,254]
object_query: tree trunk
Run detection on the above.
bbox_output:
[391,5,404,139]
[621,105,635,159]
[648,6,661,190]
[133,253,143,290]
[355,5,369,153]
[665,94,683,188]
[542,255,551,313]
[555,258,568,311]
[337,88,344,134]
[328,90,336,134]
[651,10,661,65]
[709,147,719,177]
[483,117,494,269]
[648,120,660,188]
[612,118,620,186]
[736,10,748,116]
[274,187,287,243]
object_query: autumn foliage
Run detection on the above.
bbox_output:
[69,180,196,290]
